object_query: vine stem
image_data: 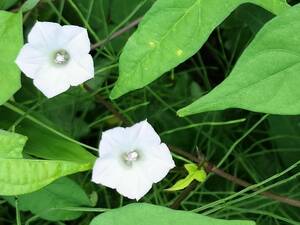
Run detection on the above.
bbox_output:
[91,17,143,50]
[170,146,300,209]
[83,84,130,126]
[84,87,300,209]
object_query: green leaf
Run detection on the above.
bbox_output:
[178,4,300,116]
[110,0,290,99]
[193,168,207,183]
[21,0,40,12]
[0,158,92,196]
[5,177,92,221]
[0,0,18,10]
[0,11,22,105]
[0,106,96,163]
[0,129,27,159]
[166,174,195,191]
[22,121,96,163]
[90,203,255,225]
[166,164,206,191]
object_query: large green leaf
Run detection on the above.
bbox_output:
[0,116,94,196]
[0,158,92,196]
[0,129,27,158]
[110,0,290,99]
[5,177,92,221]
[90,203,255,225]
[0,11,22,105]
[178,4,300,116]
[0,106,96,163]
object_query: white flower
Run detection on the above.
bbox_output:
[15,21,94,98]
[92,120,175,200]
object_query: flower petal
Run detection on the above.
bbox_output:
[118,120,161,150]
[33,65,70,98]
[92,157,123,189]
[65,55,94,86]
[142,143,175,183]
[28,21,61,50]
[116,166,152,200]
[94,120,175,201]
[15,43,49,79]
[128,120,161,149]
[61,25,91,55]
[99,120,161,157]
[99,127,129,157]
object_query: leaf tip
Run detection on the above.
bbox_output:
[109,86,121,100]
[177,108,189,117]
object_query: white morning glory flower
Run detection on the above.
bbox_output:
[92,120,175,200]
[15,21,94,98]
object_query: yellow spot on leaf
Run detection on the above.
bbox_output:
[176,49,183,56]
[149,41,156,48]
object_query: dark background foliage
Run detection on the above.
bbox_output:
[0,0,300,224]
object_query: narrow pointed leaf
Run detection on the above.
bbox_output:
[166,174,195,191]
[21,0,40,12]
[0,107,96,163]
[184,163,198,173]
[167,163,206,191]
[110,0,290,99]
[178,4,300,116]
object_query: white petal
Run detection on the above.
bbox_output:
[142,143,175,183]
[15,43,49,79]
[116,166,152,200]
[64,55,94,86]
[57,54,94,86]
[127,120,161,149]
[99,121,160,156]
[99,127,130,157]
[28,21,61,50]
[61,25,91,55]
[94,121,175,201]
[92,157,123,189]
[33,65,70,98]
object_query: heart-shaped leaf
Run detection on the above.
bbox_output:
[110,0,289,99]
[178,4,300,116]
[90,203,255,225]
[0,11,22,105]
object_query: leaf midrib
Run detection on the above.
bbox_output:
[123,0,201,77]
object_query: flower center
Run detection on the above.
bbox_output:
[122,150,139,166]
[53,49,70,65]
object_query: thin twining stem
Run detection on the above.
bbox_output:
[91,17,143,50]
[86,86,300,209]
[170,146,300,209]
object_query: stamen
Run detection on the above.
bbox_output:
[53,49,70,65]
[123,150,139,166]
